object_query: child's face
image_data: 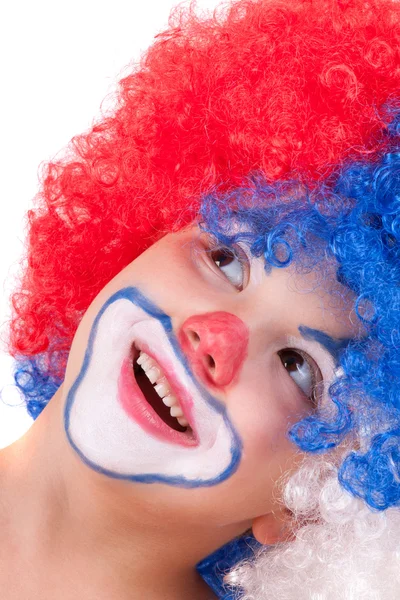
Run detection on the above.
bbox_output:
[61,225,359,529]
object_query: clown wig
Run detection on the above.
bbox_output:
[8,0,400,597]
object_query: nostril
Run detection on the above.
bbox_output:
[187,329,201,348]
[206,354,215,373]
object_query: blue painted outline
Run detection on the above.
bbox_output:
[298,325,352,363]
[64,287,242,488]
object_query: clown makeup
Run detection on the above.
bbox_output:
[62,225,358,507]
[65,287,242,487]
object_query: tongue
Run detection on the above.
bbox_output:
[134,368,186,432]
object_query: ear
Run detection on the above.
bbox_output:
[252,507,295,545]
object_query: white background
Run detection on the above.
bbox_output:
[0,0,220,448]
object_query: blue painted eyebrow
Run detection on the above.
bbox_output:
[298,325,352,363]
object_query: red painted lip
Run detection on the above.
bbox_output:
[117,351,199,448]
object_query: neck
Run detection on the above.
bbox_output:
[0,388,243,599]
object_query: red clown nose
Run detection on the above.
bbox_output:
[178,312,249,388]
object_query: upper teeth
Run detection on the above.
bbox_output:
[136,351,189,428]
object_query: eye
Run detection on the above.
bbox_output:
[278,348,322,405]
[209,246,249,291]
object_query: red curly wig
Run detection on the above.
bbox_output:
[10,0,400,393]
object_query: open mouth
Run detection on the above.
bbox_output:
[132,344,191,434]
[66,290,240,483]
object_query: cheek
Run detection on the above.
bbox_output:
[233,363,307,451]
[238,398,292,459]
[228,376,307,504]
[226,410,299,517]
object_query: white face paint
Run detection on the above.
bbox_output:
[64,288,242,487]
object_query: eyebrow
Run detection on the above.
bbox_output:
[298,325,352,363]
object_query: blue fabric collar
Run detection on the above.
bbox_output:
[196,534,261,599]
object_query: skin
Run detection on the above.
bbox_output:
[0,225,360,599]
